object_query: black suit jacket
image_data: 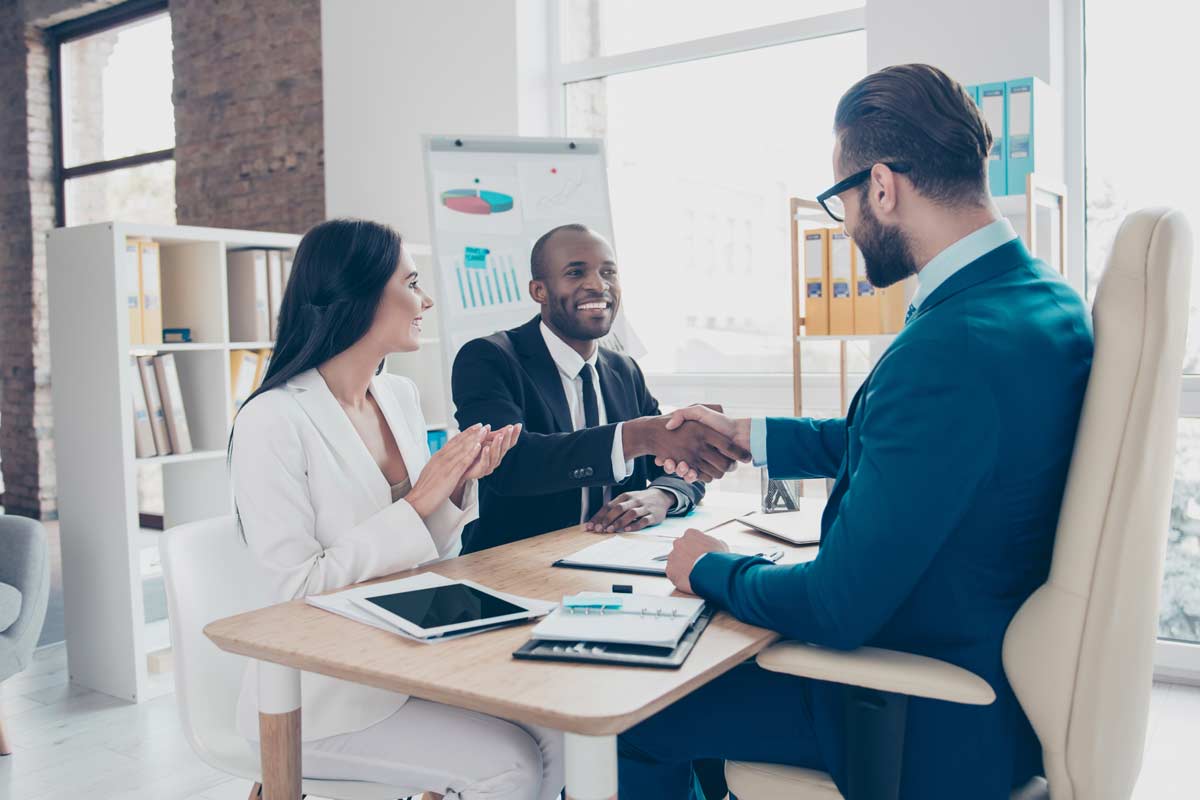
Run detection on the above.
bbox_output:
[452,315,704,552]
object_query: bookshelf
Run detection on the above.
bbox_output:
[788,177,1068,421]
[47,222,299,702]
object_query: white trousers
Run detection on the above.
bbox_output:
[302,697,564,800]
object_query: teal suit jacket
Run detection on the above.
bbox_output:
[692,240,1093,798]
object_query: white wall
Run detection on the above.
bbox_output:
[866,0,1063,87]
[321,0,552,243]
[321,0,554,425]
[865,0,1083,290]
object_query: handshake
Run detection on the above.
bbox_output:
[622,405,753,483]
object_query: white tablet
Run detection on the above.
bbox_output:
[350,578,540,639]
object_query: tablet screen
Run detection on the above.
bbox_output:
[364,584,527,630]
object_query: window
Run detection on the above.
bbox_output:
[558,0,864,62]
[48,0,175,527]
[50,1,175,227]
[558,5,865,377]
[1085,0,1200,650]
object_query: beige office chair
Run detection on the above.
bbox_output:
[162,516,412,800]
[726,207,1194,800]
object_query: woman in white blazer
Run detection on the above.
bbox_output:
[230,219,563,800]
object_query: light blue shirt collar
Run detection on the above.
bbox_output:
[910,218,1018,310]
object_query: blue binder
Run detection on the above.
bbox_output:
[979,82,1008,196]
[1005,78,1035,196]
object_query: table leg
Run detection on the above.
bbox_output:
[564,732,617,800]
[257,661,301,800]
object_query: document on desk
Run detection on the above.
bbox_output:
[306,573,556,644]
[625,496,758,539]
[531,592,706,648]
[735,502,825,546]
[554,535,783,576]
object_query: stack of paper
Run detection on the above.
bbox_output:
[555,535,783,576]
[625,500,747,539]
[531,592,705,649]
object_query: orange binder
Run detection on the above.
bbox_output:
[124,238,143,346]
[879,275,914,333]
[252,348,272,391]
[828,227,855,335]
[138,240,163,345]
[227,250,271,342]
[230,349,260,413]
[851,243,882,334]
[802,229,829,335]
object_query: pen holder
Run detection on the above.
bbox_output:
[760,469,802,513]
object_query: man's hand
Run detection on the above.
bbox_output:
[665,529,730,594]
[623,416,750,483]
[655,406,753,482]
[584,488,673,533]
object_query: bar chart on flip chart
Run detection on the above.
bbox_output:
[450,247,526,312]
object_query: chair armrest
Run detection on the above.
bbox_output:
[755,642,996,706]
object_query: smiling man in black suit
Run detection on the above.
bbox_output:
[451,224,747,553]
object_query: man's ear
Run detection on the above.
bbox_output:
[869,163,900,219]
[529,280,546,304]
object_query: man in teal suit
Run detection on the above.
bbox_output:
[618,64,1094,799]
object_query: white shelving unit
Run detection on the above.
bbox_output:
[47,221,299,703]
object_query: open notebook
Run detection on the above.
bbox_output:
[530,592,706,649]
[554,535,783,576]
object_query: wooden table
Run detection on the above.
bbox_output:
[205,519,817,800]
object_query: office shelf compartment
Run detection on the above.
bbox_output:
[47,221,298,703]
[159,240,227,344]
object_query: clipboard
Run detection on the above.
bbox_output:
[512,607,715,669]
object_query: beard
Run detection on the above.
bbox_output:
[854,193,918,289]
[546,295,616,342]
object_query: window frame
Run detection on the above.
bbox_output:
[46,0,173,228]
[548,5,866,389]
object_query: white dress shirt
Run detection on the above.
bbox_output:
[538,322,682,521]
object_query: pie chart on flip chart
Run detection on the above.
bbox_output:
[441,188,515,215]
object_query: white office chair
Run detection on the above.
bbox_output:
[725,207,1194,800]
[162,515,411,800]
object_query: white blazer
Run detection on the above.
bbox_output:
[230,368,478,742]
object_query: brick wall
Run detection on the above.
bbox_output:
[0,7,58,518]
[172,0,324,233]
[0,0,326,516]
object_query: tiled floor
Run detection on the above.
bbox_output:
[1,643,1198,799]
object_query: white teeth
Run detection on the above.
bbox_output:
[578,302,608,310]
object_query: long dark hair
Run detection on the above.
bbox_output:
[229,218,404,540]
[242,217,403,410]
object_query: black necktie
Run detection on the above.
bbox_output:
[579,363,604,519]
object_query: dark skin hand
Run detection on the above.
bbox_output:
[584,488,674,532]
[623,416,751,483]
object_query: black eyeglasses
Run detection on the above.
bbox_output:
[817,162,912,222]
